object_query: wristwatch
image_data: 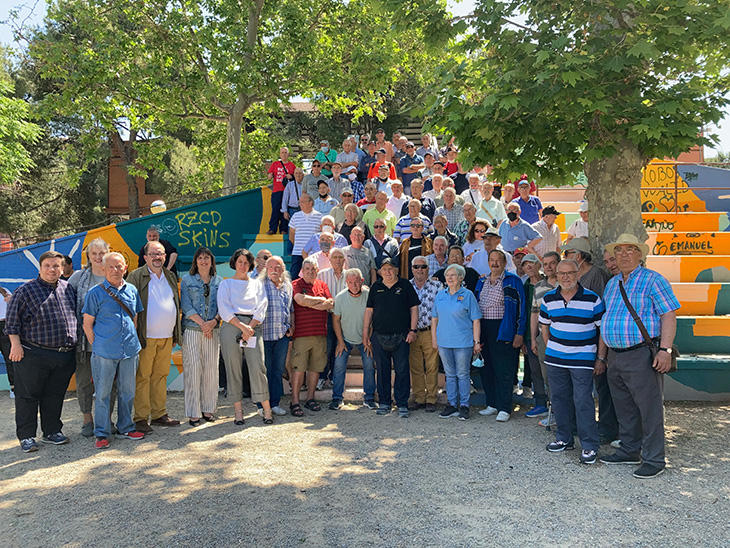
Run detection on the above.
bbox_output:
[659,347,672,354]
[409,328,418,333]
[597,356,607,364]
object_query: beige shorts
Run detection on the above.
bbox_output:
[290,336,327,373]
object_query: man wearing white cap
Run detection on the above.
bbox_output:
[597,234,679,479]
[565,201,589,242]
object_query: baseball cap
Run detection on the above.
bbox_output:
[513,247,529,256]
[380,257,398,269]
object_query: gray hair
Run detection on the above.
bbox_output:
[260,255,292,288]
[558,258,580,271]
[321,215,335,225]
[344,268,363,281]
[302,256,319,270]
[102,252,126,266]
[433,236,449,247]
[85,238,110,263]
[329,248,345,259]
[411,255,428,267]
[444,263,465,281]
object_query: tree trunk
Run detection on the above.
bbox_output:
[221,99,247,196]
[111,130,141,219]
[584,139,648,262]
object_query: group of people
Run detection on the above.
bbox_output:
[2,133,679,480]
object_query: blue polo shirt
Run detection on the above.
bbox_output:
[400,153,424,189]
[499,219,542,252]
[511,196,543,224]
[82,281,144,360]
[432,286,481,348]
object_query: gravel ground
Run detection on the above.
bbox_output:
[1,392,729,548]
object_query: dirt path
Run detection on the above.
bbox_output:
[1,394,728,547]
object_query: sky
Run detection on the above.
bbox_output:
[0,0,728,156]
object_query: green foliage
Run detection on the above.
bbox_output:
[426,0,730,184]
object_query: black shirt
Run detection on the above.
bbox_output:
[337,221,371,244]
[366,277,420,334]
[400,196,437,222]
[138,239,178,275]
[434,266,480,296]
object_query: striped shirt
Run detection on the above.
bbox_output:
[531,220,561,257]
[292,278,331,338]
[290,210,323,255]
[317,268,347,302]
[261,278,292,341]
[601,266,680,349]
[393,214,432,241]
[539,284,605,370]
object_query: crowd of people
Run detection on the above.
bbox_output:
[1,132,680,480]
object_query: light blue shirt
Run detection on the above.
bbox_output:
[82,281,144,360]
[432,287,481,348]
[499,219,541,252]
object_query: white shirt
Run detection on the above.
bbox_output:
[146,269,177,339]
[476,197,507,226]
[375,179,394,197]
[460,188,481,206]
[532,219,562,257]
[290,210,323,255]
[568,218,588,239]
[468,247,516,276]
[0,287,10,320]
[217,277,268,323]
[386,194,409,217]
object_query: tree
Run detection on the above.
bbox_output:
[23,0,450,216]
[426,0,730,253]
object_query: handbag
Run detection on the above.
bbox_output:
[375,332,404,352]
[618,281,679,373]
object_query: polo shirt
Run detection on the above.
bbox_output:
[432,286,481,348]
[511,196,543,224]
[292,278,331,338]
[333,288,370,344]
[366,278,420,334]
[290,210,323,255]
[539,284,605,370]
[302,174,326,198]
[400,153,424,188]
[314,149,337,177]
[83,281,144,359]
[146,268,177,339]
[434,266,480,295]
[393,214,433,241]
[362,207,397,236]
[499,219,541,252]
[601,266,680,350]
[313,196,339,215]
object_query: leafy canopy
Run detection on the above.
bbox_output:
[426,0,730,183]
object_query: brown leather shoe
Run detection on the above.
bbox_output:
[135,420,154,434]
[151,414,181,427]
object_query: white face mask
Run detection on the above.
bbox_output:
[348,173,356,181]
[321,146,328,153]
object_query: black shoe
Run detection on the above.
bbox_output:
[189,418,201,427]
[439,405,460,418]
[546,440,575,452]
[633,463,665,479]
[328,399,343,410]
[600,453,641,465]
[458,406,470,421]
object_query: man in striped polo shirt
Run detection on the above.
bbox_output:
[288,194,323,278]
[539,258,605,465]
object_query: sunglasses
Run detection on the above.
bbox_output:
[203,283,210,298]
[412,265,428,270]
[410,224,423,228]
[474,228,487,233]
[374,225,386,229]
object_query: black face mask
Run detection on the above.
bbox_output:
[319,192,328,199]
[507,211,519,222]
[348,289,362,297]
[379,177,388,182]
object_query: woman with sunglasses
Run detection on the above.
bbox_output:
[462,220,490,264]
[180,247,223,426]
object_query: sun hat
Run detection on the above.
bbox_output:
[605,233,650,260]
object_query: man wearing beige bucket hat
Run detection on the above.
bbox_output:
[597,234,680,479]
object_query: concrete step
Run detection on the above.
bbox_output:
[642,211,729,233]
[645,255,730,283]
[666,354,730,401]
[647,232,730,256]
[672,283,730,315]
[675,317,730,354]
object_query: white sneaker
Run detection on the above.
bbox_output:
[316,379,326,391]
[479,406,498,416]
[257,408,264,417]
[496,411,511,422]
[271,406,287,416]
[513,384,521,395]
[522,387,533,399]
[9,389,15,399]
[611,439,622,449]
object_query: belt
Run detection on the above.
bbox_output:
[25,341,76,353]
[416,327,431,333]
[610,337,660,354]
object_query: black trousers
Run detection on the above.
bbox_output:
[14,345,75,440]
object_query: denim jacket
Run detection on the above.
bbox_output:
[180,273,223,331]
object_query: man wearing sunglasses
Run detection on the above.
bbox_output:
[398,219,433,280]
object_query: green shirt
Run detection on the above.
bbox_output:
[333,287,370,344]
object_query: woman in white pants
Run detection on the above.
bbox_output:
[181,247,223,426]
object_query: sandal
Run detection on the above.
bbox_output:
[233,412,245,426]
[189,418,201,427]
[202,414,216,422]
[304,399,321,412]
[290,403,304,417]
[263,416,274,425]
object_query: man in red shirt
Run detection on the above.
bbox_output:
[290,258,334,416]
[267,146,296,235]
[367,148,397,181]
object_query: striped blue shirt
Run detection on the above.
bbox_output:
[601,266,680,349]
[261,278,292,341]
[539,284,605,370]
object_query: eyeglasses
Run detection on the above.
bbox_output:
[147,253,165,258]
[558,271,578,276]
[474,228,487,233]
[614,246,639,255]
[374,225,386,229]
[312,164,321,168]
[412,265,428,270]
[406,145,414,149]
[410,224,423,228]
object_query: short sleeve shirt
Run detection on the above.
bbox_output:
[432,287,481,348]
[366,278,420,334]
[511,196,543,224]
[268,160,296,192]
[333,288,370,344]
[292,278,331,338]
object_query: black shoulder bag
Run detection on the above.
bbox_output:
[104,286,135,319]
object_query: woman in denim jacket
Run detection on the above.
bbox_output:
[180,247,223,426]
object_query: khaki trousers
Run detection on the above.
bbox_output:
[134,337,173,422]
[409,329,439,404]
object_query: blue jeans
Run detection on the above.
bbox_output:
[371,333,410,408]
[91,353,138,438]
[263,336,289,408]
[269,190,287,232]
[547,364,599,451]
[438,346,472,407]
[286,207,300,254]
[320,315,336,381]
[333,341,376,401]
